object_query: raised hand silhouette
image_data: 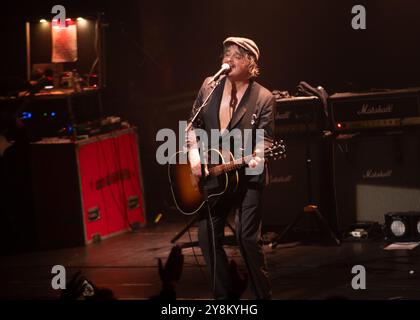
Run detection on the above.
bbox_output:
[158,245,184,288]
[150,245,184,300]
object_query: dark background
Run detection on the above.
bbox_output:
[1,0,420,221]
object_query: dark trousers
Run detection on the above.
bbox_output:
[198,183,271,299]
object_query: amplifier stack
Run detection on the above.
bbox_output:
[264,87,420,236]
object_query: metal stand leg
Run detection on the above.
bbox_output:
[270,205,340,248]
[170,214,200,244]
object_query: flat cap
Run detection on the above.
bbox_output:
[223,37,260,61]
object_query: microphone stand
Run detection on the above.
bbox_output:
[270,111,340,248]
[185,76,225,133]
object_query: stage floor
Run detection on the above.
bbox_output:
[1,217,420,300]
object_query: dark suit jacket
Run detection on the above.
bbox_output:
[189,76,275,186]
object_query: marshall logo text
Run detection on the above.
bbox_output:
[362,169,392,179]
[357,103,393,115]
[275,111,292,120]
[270,175,293,183]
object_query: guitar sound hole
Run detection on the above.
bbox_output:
[205,175,220,189]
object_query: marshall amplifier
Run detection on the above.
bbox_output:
[333,130,420,234]
[274,96,328,137]
[330,87,420,132]
[263,136,336,232]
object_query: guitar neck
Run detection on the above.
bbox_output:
[208,154,253,177]
[205,142,284,177]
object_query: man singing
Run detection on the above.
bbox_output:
[187,37,274,299]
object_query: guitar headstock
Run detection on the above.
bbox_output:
[264,140,286,161]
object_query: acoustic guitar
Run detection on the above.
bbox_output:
[168,141,286,215]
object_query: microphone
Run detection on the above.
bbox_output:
[207,63,231,84]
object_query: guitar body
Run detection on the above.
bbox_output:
[168,149,239,215]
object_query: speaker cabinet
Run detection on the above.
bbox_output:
[30,128,146,249]
[262,136,336,232]
[333,131,420,233]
